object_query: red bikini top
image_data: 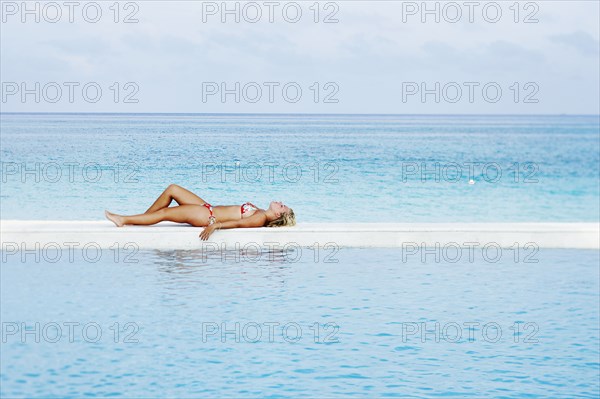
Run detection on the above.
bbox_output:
[241,202,258,216]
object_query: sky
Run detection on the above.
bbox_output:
[1,0,599,114]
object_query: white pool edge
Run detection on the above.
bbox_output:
[1,221,598,250]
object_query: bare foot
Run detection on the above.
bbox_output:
[105,210,124,227]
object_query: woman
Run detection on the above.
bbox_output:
[105,184,296,241]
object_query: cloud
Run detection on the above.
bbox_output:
[416,40,546,75]
[550,31,600,57]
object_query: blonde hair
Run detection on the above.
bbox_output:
[266,208,296,227]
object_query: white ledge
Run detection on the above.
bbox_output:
[1,221,598,250]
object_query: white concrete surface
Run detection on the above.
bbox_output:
[1,220,598,250]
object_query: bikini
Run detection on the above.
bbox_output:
[241,202,258,217]
[203,203,216,225]
[203,202,258,225]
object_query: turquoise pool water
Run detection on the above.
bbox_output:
[1,248,598,398]
[1,113,599,222]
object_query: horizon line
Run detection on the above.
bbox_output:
[1,112,599,117]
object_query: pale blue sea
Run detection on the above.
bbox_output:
[1,113,599,398]
[1,113,599,221]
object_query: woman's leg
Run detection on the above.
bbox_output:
[106,205,205,227]
[145,184,207,213]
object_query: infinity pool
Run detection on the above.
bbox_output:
[1,248,599,398]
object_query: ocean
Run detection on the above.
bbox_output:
[1,113,599,222]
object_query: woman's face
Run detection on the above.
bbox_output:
[269,201,290,216]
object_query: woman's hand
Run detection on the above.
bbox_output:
[199,224,217,241]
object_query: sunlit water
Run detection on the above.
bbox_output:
[1,113,599,222]
[1,248,598,398]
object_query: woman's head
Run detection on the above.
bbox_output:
[266,201,296,227]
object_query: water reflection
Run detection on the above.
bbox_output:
[149,247,299,271]
[145,247,301,304]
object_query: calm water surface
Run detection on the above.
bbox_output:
[1,248,598,398]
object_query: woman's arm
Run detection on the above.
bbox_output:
[199,213,267,241]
